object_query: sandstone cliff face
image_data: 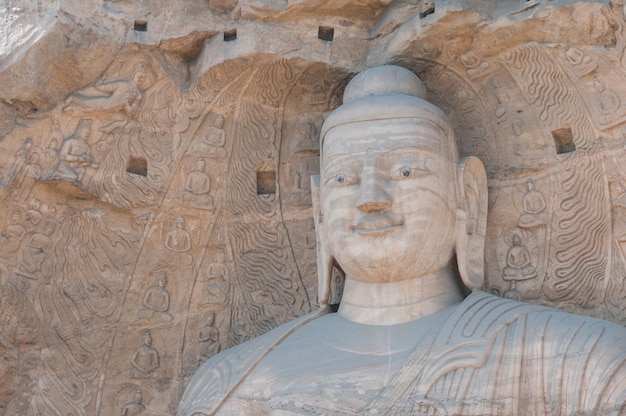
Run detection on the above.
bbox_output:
[1,1,625,414]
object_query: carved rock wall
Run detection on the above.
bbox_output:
[1,0,625,414]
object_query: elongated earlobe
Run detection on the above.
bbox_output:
[311,175,334,306]
[455,156,488,291]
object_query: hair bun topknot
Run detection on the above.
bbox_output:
[343,65,427,103]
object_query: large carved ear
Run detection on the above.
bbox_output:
[311,174,334,306]
[455,156,488,291]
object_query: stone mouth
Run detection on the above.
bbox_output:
[353,216,403,236]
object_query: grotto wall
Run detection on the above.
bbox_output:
[1,1,626,414]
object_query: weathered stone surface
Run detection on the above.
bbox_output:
[180,63,626,416]
[0,1,625,415]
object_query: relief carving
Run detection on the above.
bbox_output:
[7,138,45,203]
[502,233,538,301]
[411,59,495,168]
[120,390,146,416]
[188,115,227,158]
[24,198,44,231]
[204,248,229,304]
[611,180,626,242]
[286,154,318,206]
[459,50,490,79]
[137,271,173,322]
[197,311,220,362]
[11,138,33,176]
[45,121,62,163]
[564,46,597,80]
[63,61,152,120]
[0,210,26,261]
[158,216,193,266]
[9,142,44,204]
[518,178,547,228]
[180,64,626,416]
[49,119,94,183]
[130,331,159,379]
[2,4,626,414]
[180,157,214,211]
[594,79,626,130]
[501,42,596,149]
[17,221,55,278]
[492,79,510,120]
[225,59,310,346]
[546,156,610,308]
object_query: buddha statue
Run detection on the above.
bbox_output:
[178,65,626,416]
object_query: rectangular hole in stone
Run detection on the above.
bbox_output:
[318,26,334,41]
[257,170,276,195]
[552,127,576,154]
[224,29,237,41]
[127,157,148,177]
[134,20,148,31]
[419,3,435,18]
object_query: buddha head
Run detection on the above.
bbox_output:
[157,271,167,288]
[195,158,206,172]
[10,210,20,225]
[74,119,92,140]
[206,311,216,326]
[311,65,488,305]
[142,331,152,347]
[134,390,143,404]
[131,61,148,87]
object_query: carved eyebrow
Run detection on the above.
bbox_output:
[380,148,425,165]
[323,152,353,160]
[380,146,437,156]
[321,153,357,170]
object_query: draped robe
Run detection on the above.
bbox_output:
[179,292,626,416]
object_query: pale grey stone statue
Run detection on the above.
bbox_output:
[178,65,626,416]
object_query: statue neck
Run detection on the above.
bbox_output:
[338,268,465,326]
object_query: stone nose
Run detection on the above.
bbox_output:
[356,167,391,213]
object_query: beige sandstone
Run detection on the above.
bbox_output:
[180,63,626,416]
[0,1,625,415]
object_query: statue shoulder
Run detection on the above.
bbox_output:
[419,292,626,413]
[448,291,626,340]
[178,308,325,416]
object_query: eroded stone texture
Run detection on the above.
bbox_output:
[0,1,626,414]
[179,63,626,416]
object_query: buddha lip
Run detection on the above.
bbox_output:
[353,217,403,236]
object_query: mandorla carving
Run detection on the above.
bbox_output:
[501,43,595,150]
[546,156,610,308]
[89,85,175,209]
[4,207,143,415]
[63,61,153,120]
[226,60,310,346]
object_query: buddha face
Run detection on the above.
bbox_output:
[320,118,458,283]
[157,274,167,287]
[132,70,146,87]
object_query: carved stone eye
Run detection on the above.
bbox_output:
[392,165,430,180]
[324,172,355,186]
